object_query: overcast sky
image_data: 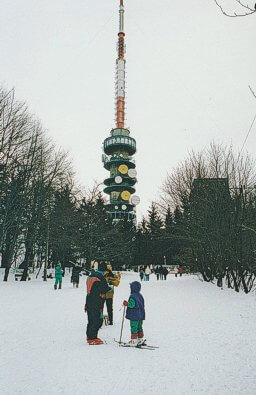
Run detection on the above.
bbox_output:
[1,0,255,220]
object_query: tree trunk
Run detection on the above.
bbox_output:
[1,239,14,281]
[3,267,10,281]
[231,270,240,292]
[21,266,29,281]
[201,270,211,282]
[240,272,249,294]
[20,246,34,281]
[217,277,223,288]
[226,271,232,288]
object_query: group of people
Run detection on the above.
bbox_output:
[154,266,169,280]
[139,265,184,281]
[84,261,146,347]
[53,261,187,347]
[139,265,152,281]
[53,261,84,290]
[174,265,183,277]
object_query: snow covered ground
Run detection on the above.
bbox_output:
[1,271,256,395]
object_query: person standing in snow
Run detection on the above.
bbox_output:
[54,262,63,290]
[178,265,183,277]
[84,262,111,345]
[102,264,120,325]
[155,266,160,280]
[139,267,145,281]
[158,265,164,280]
[163,266,168,280]
[123,281,145,346]
[144,266,151,281]
[71,263,82,288]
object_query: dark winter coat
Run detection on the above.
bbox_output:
[126,281,145,321]
[71,266,81,283]
[85,270,111,311]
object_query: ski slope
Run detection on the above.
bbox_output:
[1,271,256,394]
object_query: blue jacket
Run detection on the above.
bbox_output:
[126,281,145,321]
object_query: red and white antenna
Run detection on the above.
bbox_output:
[116,0,126,129]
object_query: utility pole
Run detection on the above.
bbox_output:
[43,200,50,281]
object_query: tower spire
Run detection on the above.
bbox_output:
[102,0,139,223]
[116,0,126,128]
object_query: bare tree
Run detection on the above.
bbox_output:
[159,142,256,293]
[214,0,256,17]
[160,143,256,212]
[0,86,75,281]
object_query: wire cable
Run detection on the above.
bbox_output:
[238,112,256,160]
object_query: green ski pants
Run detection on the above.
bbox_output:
[55,278,62,286]
[130,320,143,335]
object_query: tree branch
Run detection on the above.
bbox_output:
[249,85,256,100]
[242,224,256,234]
[214,0,256,17]
[235,0,255,11]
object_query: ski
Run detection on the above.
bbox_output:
[139,340,159,349]
[119,343,155,350]
[137,344,158,350]
[114,339,158,350]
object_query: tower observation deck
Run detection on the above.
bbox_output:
[102,0,139,222]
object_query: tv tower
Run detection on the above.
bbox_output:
[102,0,139,222]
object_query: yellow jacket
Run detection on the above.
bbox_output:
[105,272,120,299]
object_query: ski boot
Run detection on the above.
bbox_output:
[128,338,139,347]
[87,338,104,345]
[137,331,145,346]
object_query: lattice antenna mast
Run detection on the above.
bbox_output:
[116,0,126,128]
[102,0,138,223]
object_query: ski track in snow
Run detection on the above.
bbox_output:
[0,271,256,395]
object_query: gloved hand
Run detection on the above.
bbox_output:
[123,300,128,306]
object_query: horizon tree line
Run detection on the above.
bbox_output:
[1,86,256,293]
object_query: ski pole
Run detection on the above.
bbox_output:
[119,305,126,344]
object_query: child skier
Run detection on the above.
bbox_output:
[123,281,145,346]
[54,262,63,290]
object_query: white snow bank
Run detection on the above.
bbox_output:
[0,271,256,394]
